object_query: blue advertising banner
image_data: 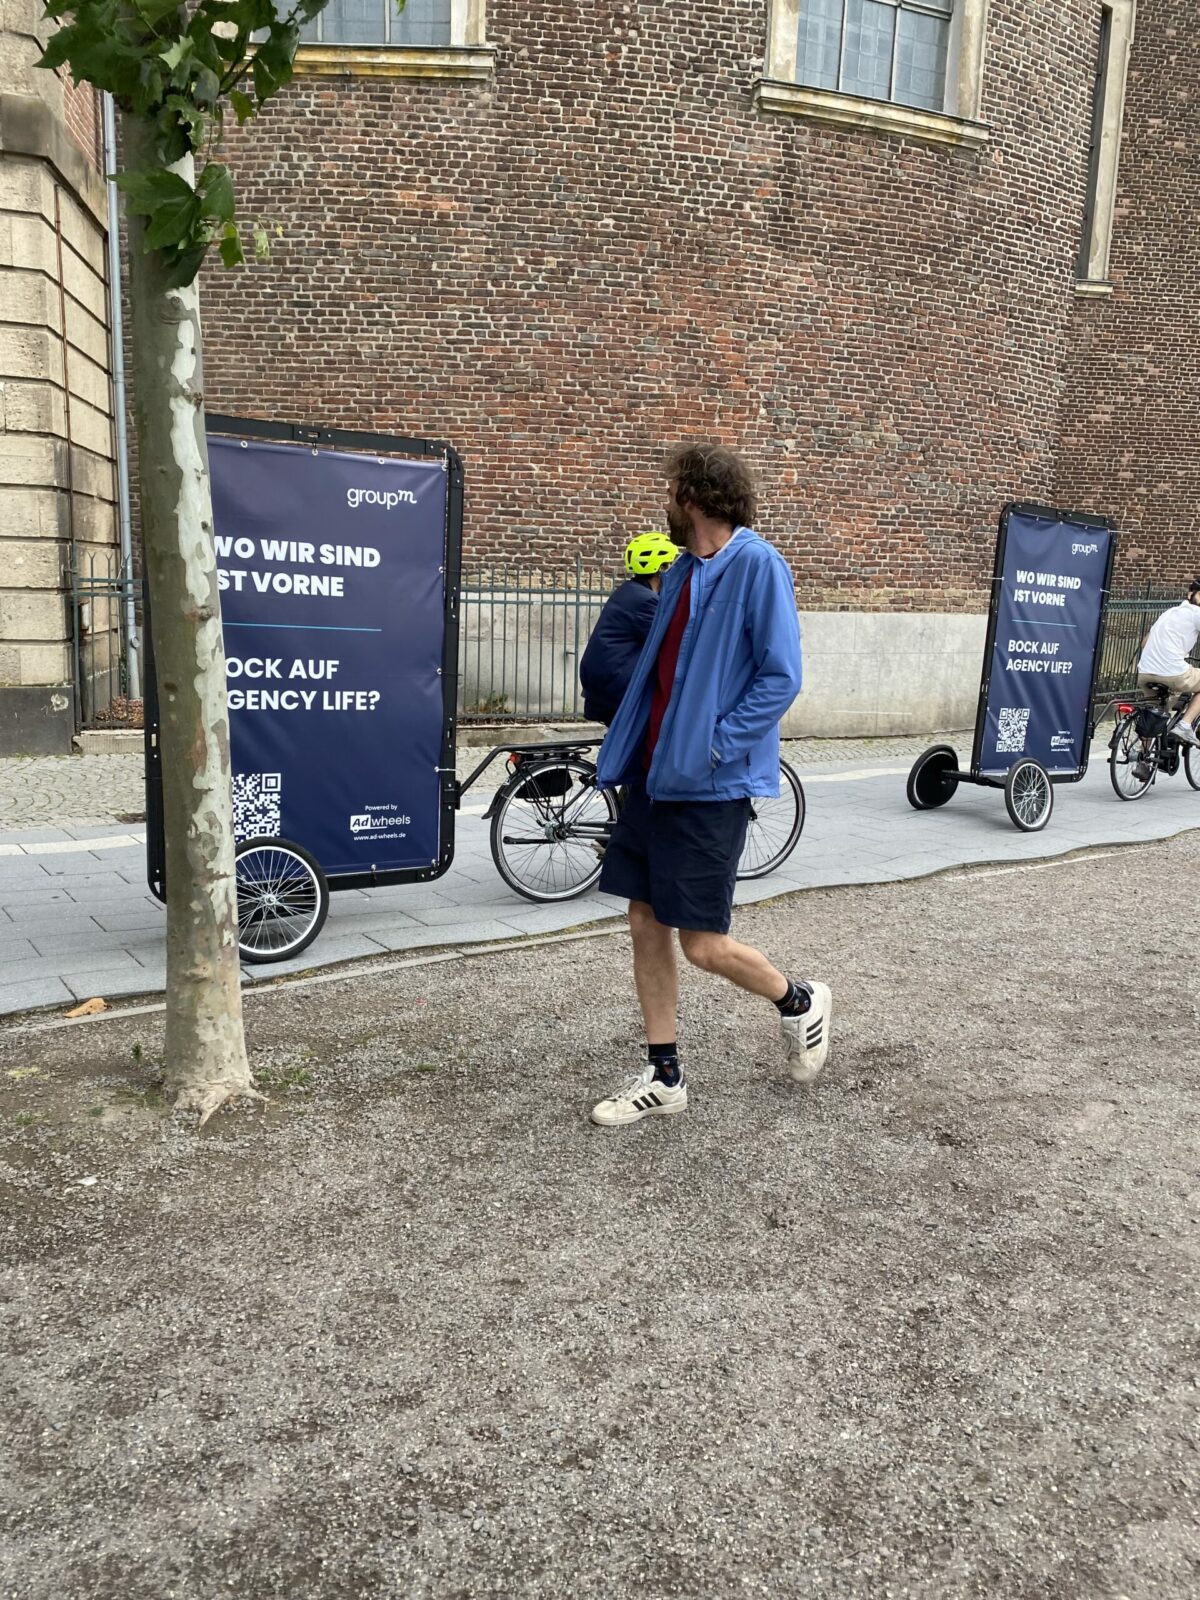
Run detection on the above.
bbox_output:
[208,434,450,876]
[975,508,1115,778]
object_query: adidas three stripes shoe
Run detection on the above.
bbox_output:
[590,1066,688,1127]
[780,981,832,1083]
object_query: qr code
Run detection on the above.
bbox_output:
[232,772,282,838]
[996,707,1030,755]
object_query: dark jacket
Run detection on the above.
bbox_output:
[579,577,659,726]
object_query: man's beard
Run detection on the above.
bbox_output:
[666,501,693,549]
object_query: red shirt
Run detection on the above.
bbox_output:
[644,581,691,769]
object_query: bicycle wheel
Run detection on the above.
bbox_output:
[737,761,805,880]
[235,837,329,964]
[490,758,619,903]
[1109,713,1155,801]
[1186,743,1200,790]
[1004,759,1053,832]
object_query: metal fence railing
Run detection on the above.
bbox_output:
[1095,587,1189,706]
[458,560,621,723]
[455,570,1193,728]
[68,547,141,729]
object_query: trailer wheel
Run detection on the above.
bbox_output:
[235,837,329,964]
[1004,760,1053,833]
[906,745,960,810]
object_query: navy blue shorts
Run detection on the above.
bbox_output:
[598,771,751,933]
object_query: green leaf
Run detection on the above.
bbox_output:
[192,64,221,106]
[164,92,206,144]
[134,0,184,28]
[251,19,299,101]
[252,224,270,260]
[144,189,201,250]
[159,38,188,71]
[197,163,235,225]
[130,56,167,116]
[36,24,84,73]
[212,29,243,64]
[38,8,145,96]
[114,166,194,215]
[161,242,209,289]
[219,225,246,268]
[114,167,201,251]
[229,88,255,125]
[184,20,225,76]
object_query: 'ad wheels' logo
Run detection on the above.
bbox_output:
[350,812,413,834]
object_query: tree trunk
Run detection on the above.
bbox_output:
[122,118,258,1122]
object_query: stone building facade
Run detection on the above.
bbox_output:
[0,1,118,754]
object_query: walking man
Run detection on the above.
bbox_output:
[590,443,831,1127]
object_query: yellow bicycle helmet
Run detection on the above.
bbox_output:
[625,530,677,578]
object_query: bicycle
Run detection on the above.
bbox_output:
[1108,682,1200,800]
[461,740,806,903]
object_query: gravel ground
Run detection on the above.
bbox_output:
[2,835,1198,1599]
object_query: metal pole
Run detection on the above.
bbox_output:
[102,92,140,699]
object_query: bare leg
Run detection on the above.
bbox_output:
[677,929,789,1001]
[629,899,678,1043]
[1184,692,1200,725]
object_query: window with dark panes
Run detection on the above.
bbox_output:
[796,0,954,113]
[301,0,452,46]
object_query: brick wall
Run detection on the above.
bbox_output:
[60,74,100,169]
[200,0,1107,611]
[1056,2,1200,591]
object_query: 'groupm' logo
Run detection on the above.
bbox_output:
[346,487,417,509]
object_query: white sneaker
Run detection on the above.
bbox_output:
[590,1066,688,1126]
[780,982,832,1083]
[1171,720,1200,748]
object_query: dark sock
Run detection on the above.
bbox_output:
[648,1042,682,1087]
[775,979,812,1018]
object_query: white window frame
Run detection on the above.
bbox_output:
[758,0,989,150]
[293,0,493,78]
[1076,1,1135,290]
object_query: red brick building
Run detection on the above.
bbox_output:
[1055,1,1200,586]
[192,0,1195,730]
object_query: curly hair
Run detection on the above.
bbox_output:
[664,443,758,530]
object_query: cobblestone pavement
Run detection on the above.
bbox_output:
[3,727,1126,830]
[0,756,147,828]
[0,735,972,830]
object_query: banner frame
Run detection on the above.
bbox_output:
[145,414,463,900]
[968,500,1117,786]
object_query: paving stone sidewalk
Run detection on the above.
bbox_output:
[2,730,1196,1018]
[0,736,965,830]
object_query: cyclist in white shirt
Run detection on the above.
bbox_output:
[1137,578,1200,748]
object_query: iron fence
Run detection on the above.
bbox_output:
[1094,585,1190,706]
[458,559,621,722]
[68,547,140,728]
[455,567,1194,729]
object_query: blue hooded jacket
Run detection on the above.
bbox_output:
[596,527,802,801]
